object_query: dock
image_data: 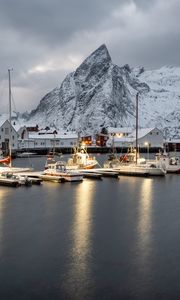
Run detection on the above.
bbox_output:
[79,168,119,178]
[17,168,119,183]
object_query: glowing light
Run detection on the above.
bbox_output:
[137,178,153,274]
[0,189,9,256]
[64,180,95,297]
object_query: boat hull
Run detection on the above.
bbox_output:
[43,171,83,182]
[0,177,20,187]
[114,165,166,176]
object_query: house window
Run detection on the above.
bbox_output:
[5,128,9,135]
[1,128,3,132]
[150,132,152,135]
[0,136,1,140]
[70,142,73,145]
[156,132,159,135]
[12,135,14,140]
[61,142,64,145]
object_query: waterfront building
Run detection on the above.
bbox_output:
[106,127,164,150]
[18,132,78,151]
[0,120,18,154]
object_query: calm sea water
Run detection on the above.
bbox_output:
[0,155,180,299]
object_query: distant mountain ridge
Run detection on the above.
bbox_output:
[23,44,180,138]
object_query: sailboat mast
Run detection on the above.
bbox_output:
[135,92,139,164]
[8,68,12,166]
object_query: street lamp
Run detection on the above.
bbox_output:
[144,142,149,161]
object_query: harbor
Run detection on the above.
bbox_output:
[0,155,180,299]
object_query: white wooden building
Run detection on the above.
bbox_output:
[107,127,133,138]
[107,127,164,149]
[131,128,164,148]
[18,132,78,150]
[0,120,19,153]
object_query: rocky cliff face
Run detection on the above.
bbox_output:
[25,44,180,138]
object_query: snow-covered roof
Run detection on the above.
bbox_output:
[13,124,26,132]
[129,128,159,139]
[0,119,7,127]
[28,133,78,139]
[108,127,133,134]
[112,127,161,142]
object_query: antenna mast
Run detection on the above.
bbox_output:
[135,92,139,164]
[8,68,13,166]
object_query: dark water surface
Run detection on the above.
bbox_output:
[0,155,180,299]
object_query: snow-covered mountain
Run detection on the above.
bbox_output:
[7,44,180,137]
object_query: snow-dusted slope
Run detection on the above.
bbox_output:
[13,45,180,137]
[136,66,180,137]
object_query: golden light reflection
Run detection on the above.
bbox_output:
[0,189,9,255]
[137,178,153,265]
[64,180,95,298]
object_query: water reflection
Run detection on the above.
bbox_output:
[0,189,10,256]
[137,179,153,273]
[63,180,95,299]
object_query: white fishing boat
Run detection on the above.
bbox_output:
[104,151,166,176]
[152,151,180,174]
[43,158,83,182]
[66,145,98,170]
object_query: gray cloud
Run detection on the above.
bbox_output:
[0,0,180,113]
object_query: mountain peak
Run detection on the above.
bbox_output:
[74,44,111,80]
[26,44,180,137]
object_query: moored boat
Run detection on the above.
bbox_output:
[0,172,32,187]
[43,159,83,182]
[0,173,20,187]
[66,146,98,170]
[153,151,180,174]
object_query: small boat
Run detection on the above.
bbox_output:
[43,158,83,182]
[16,152,38,158]
[66,146,98,170]
[0,173,20,187]
[152,151,180,174]
[0,155,11,165]
[0,172,32,187]
[0,166,33,174]
[104,152,166,176]
[114,163,166,176]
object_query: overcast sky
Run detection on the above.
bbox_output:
[0,0,180,113]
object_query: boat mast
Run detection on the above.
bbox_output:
[8,68,12,166]
[135,92,139,164]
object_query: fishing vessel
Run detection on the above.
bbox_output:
[66,145,98,170]
[152,151,180,173]
[43,158,83,182]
